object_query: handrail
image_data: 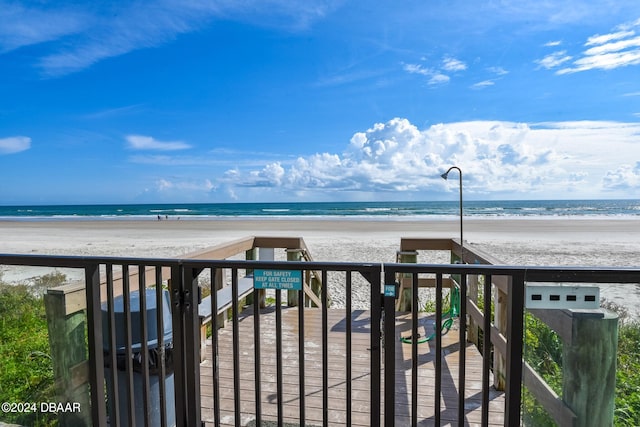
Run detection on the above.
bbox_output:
[298,245,324,306]
[396,237,639,426]
[2,251,638,282]
[3,241,639,426]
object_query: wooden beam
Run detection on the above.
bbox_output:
[303,283,322,307]
[460,243,505,265]
[253,236,304,250]
[400,238,453,251]
[524,362,577,426]
[46,282,86,315]
[184,236,256,259]
[528,309,574,343]
[467,298,507,358]
[416,277,455,288]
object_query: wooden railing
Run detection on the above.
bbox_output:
[396,237,621,426]
[39,236,325,425]
[2,237,634,426]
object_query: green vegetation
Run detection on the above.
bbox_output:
[0,272,66,427]
[522,300,640,426]
[522,313,562,426]
[3,269,640,426]
[422,289,456,313]
[607,301,640,426]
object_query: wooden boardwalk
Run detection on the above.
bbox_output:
[200,307,505,426]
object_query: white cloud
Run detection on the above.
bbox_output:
[536,51,572,69]
[240,162,287,187]
[403,56,466,86]
[128,147,285,167]
[37,3,214,76]
[2,1,337,76]
[583,36,640,56]
[129,154,229,166]
[140,177,217,202]
[220,118,640,199]
[545,41,562,47]
[487,66,509,75]
[558,50,640,74]
[586,30,636,46]
[403,63,430,76]
[429,74,450,85]
[542,18,640,74]
[618,18,640,31]
[442,57,466,72]
[0,136,31,154]
[471,80,495,89]
[602,162,640,190]
[403,62,449,86]
[0,3,89,53]
[126,135,191,151]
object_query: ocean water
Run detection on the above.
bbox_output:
[0,199,638,221]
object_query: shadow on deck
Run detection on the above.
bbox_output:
[200,307,504,426]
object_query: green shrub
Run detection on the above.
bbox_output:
[522,312,562,426]
[0,273,66,427]
[614,320,640,426]
[522,301,640,426]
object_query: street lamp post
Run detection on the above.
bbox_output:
[441,166,464,263]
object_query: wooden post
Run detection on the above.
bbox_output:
[244,247,258,306]
[530,308,618,426]
[492,276,509,391]
[451,249,461,265]
[563,310,618,427]
[397,250,418,312]
[286,249,303,307]
[213,268,226,329]
[309,272,322,307]
[258,247,274,308]
[467,275,479,347]
[44,284,92,427]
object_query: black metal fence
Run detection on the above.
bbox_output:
[1,253,639,426]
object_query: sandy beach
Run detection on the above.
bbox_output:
[1,218,639,315]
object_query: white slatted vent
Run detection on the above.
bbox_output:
[525,285,600,309]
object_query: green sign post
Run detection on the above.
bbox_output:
[253,269,302,291]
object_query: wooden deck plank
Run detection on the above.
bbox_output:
[201,307,505,426]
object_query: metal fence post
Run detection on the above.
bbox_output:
[85,263,107,427]
[169,265,187,427]
[369,265,382,427]
[182,266,202,427]
[505,272,525,426]
[383,269,397,426]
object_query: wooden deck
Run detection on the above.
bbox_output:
[200,307,505,426]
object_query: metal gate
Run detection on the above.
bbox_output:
[175,260,525,427]
[3,254,525,427]
[4,251,640,426]
[187,260,384,427]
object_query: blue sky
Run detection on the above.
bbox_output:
[1,1,640,204]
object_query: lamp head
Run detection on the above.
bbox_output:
[441,166,461,180]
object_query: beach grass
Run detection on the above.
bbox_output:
[0,273,65,427]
